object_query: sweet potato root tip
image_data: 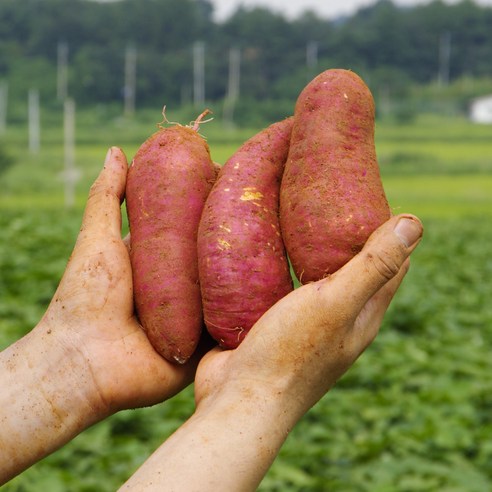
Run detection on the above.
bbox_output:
[191,108,213,132]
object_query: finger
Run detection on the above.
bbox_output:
[319,214,423,317]
[80,147,128,238]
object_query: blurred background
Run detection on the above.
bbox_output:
[1,0,491,490]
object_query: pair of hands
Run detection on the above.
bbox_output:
[44,146,422,417]
[3,146,422,487]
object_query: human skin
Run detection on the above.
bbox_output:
[120,214,423,491]
[0,147,199,485]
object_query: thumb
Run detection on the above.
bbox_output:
[79,147,128,239]
[327,214,423,314]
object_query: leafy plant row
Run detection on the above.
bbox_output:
[1,206,491,490]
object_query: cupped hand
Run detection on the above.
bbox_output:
[195,213,423,418]
[38,147,198,415]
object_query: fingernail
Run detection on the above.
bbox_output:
[104,147,113,167]
[394,217,422,247]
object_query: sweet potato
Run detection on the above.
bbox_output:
[126,111,216,363]
[198,118,294,349]
[280,69,391,283]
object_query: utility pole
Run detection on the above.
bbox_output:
[193,41,205,108]
[0,81,7,135]
[223,47,241,127]
[306,41,318,72]
[63,98,79,208]
[57,41,69,101]
[438,31,451,87]
[28,89,40,154]
[124,44,137,117]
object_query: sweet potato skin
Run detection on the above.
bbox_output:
[126,124,216,363]
[198,118,294,349]
[280,69,391,283]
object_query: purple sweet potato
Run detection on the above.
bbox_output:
[126,112,216,364]
[197,118,294,349]
[280,69,391,283]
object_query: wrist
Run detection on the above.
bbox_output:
[198,379,291,425]
[194,376,300,462]
[32,318,111,423]
[0,321,108,483]
[198,357,315,428]
[121,379,295,492]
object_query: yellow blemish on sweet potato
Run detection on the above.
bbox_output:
[240,188,263,201]
[217,238,232,250]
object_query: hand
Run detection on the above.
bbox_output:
[195,213,423,413]
[0,148,198,484]
[39,147,198,412]
[121,213,423,492]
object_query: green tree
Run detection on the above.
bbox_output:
[1,0,492,113]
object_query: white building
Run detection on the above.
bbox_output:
[469,94,492,124]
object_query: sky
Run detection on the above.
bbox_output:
[210,0,492,21]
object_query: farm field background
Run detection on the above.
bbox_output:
[1,108,492,491]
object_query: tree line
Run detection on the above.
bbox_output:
[1,0,492,118]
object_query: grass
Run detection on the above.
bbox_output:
[1,110,492,219]
[384,174,492,218]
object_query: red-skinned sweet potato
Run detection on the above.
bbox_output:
[126,111,216,363]
[280,69,391,283]
[198,118,294,349]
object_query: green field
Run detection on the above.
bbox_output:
[1,110,492,491]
